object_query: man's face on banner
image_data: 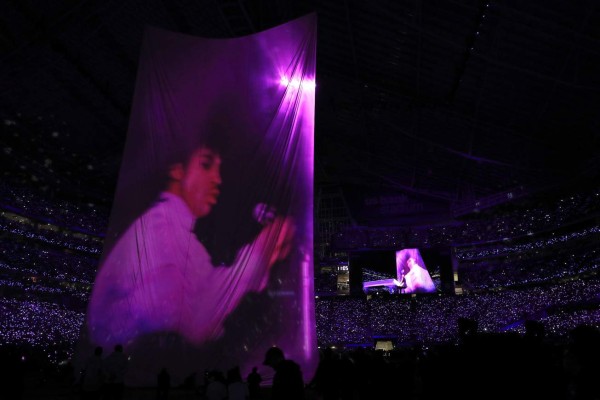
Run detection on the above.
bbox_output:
[172,147,222,217]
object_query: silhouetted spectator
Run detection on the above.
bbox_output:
[181,371,197,393]
[262,346,304,400]
[103,344,128,400]
[80,346,105,400]
[246,366,262,400]
[227,366,249,400]
[156,368,170,400]
[309,347,339,400]
[0,346,25,400]
[205,369,227,400]
[567,324,600,400]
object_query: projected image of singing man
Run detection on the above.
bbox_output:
[87,127,296,349]
[396,248,436,294]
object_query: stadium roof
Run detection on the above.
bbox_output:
[1,0,599,222]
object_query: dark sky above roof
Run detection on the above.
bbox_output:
[1,0,599,218]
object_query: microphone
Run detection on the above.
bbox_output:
[253,203,277,226]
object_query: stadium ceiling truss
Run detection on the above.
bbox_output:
[1,0,599,213]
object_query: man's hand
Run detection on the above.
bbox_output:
[254,216,296,268]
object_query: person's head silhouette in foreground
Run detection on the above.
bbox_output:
[262,346,305,400]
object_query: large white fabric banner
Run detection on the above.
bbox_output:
[75,14,318,387]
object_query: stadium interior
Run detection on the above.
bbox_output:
[1,1,599,398]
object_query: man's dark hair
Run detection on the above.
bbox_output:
[104,114,234,254]
[163,116,230,171]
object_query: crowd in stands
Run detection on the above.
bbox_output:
[2,268,596,382]
[1,179,598,373]
[1,112,599,397]
[308,322,600,400]
[2,113,115,214]
[315,276,600,347]
[0,298,84,365]
[314,268,339,295]
[1,196,597,343]
[456,232,599,291]
[0,183,110,237]
[334,184,600,250]
[1,213,103,257]
[1,221,99,308]
[3,312,599,399]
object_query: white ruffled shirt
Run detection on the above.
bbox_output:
[88,192,271,347]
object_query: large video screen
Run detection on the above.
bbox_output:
[355,247,453,295]
[75,14,318,386]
